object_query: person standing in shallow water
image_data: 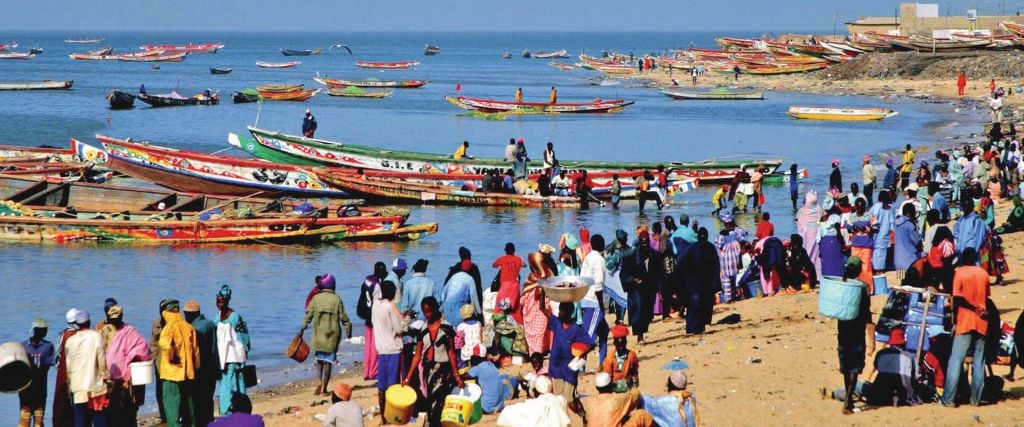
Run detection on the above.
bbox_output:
[302,109,317,138]
[20,319,54,427]
[301,273,353,396]
[184,300,218,427]
[215,285,251,416]
[789,163,800,210]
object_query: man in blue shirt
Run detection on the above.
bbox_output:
[468,350,519,413]
[399,259,442,321]
[21,319,55,427]
[543,301,594,413]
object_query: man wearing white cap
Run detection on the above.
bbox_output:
[386,258,407,305]
[581,372,643,427]
[63,309,111,425]
[53,308,82,426]
[302,109,317,138]
[20,318,54,427]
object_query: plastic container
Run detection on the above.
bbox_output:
[384,385,417,425]
[538,276,594,303]
[908,292,947,315]
[818,276,866,321]
[129,361,155,386]
[743,280,762,299]
[0,342,31,393]
[451,383,483,424]
[440,395,473,427]
[873,275,889,296]
[904,308,944,327]
[905,325,930,352]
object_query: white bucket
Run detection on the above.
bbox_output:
[512,356,523,365]
[0,342,31,393]
[129,360,155,386]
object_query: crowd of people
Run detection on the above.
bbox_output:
[17,286,259,427]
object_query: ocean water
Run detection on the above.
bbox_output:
[0,31,983,422]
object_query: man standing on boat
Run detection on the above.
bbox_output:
[733,65,741,81]
[302,109,317,138]
[550,87,557,104]
[515,87,523,104]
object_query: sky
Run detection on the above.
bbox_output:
[3,0,1020,33]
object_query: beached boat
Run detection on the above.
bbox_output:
[210,67,233,74]
[0,52,35,60]
[327,86,390,98]
[227,133,323,166]
[743,62,827,75]
[65,38,101,44]
[355,61,419,69]
[140,43,222,53]
[137,91,219,107]
[661,87,763,100]
[908,35,991,51]
[117,52,187,62]
[106,90,136,109]
[320,172,582,208]
[313,75,428,89]
[787,106,898,121]
[0,162,94,180]
[232,89,261,104]
[548,61,576,71]
[716,37,756,49]
[533,49,568,59]
[258,89,318,102]
[0,144,78,163]
[0,80,73,91]
[245,126,782,182]
[424,44,441,55]
[256,61,300,68]
[762,168,809,184]
[446,95,634,114]
[281,48,321,56]
[257,83,304,93]
[87,136,348,199]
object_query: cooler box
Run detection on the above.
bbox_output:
[905,325,930,352]
[873,275,889,296]
[908,292,947,316]
[904,308,944,327]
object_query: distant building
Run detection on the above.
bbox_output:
[846,2,1024,35]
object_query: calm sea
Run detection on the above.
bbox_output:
[0,30,982,421]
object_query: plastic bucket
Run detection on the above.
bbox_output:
[873,275,889,296]
[0,342,31,393]
[452,383,483,423]
[440,395,473,427]
[744,280,762,299]
[818,276,865,321]
[384,384,416,425]
[129,360,155,386]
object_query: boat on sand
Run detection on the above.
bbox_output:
[787,106,898,121]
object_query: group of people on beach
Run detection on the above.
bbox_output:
[17,286,260,427]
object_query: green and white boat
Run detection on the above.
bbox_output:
[661,87,764,100]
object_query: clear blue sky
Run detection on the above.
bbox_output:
[5,0,1015,32]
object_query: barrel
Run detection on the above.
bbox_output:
[818,276,865,321]
[0,342,32,393]
[384,384,416,425]
[129,360,155,386]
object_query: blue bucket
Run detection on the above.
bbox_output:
[873,275,889,296]
[743,280,762,299]
[819,276,866,321]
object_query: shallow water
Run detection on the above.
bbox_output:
[0,30,983,422]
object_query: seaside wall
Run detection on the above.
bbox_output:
[847,2,1024,35]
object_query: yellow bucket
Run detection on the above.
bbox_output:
[440,395,474,427]
[384,385,417,425]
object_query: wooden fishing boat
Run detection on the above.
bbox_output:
[502,52,512,59]
[258,89,318,102]
[907,35,992,51]
[0,42,14,51]
[210,67,233,74]
[327,87,390,98]
[787,106,898,121]
[29,46,43,55]
[140,43,223,53]
[117,52,187,62]
[313,75,428,88]
[0,80,73,91]
[227,133,323,166]
[762,168,809,184]
[743,62,826,75]
[65,38,101,44]
[137,91,219,107]
[281,48,321,56]
[320,172,582,208]
[786,43,833,57]
[950,33,1020,49]
[355,61,419,69]
[549,61,576,71]
[0,162,94,179]
[106,90,136,109]
[232,89,261,104]
[424,44,441,55]
[90,46,113,55]
[256,61,300,68]
[257,83,304,93]
[446,95,633,114]
[522,50,532,58]
[85,136,349,198]
[0,144,77,163]
[0,52,35,60]
[533,49,568,59]
[1002,21,1024,38]
[70,53,116,60]
[245,126,782,182]
[715,37,756,49]
[661,87,763,100]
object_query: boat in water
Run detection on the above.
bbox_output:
[137,91,219,107]
[256,61,300,68]
[117,52,188,62]
[140,43,223,53]
[424,44,441,55]
[355,61,419,69]
[65,38,102,44]
[257,83,304,93]
[209,67,233,74]
[533,49,568,58]
[258,89,318,102]
[232,89,261,104]
[314,75,428,89]
[326,86,390,98]
[280,48,322,56]
[320,172,583,208]
[106,90,136,109]
[661,87,763,100]
[446,95,634,114]
[0,80,73,91]
[245,126,782,182]
[787,106,898,121]
[0,52,35,60]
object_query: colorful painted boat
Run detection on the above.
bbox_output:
[0,52,35,60]
[0,80,73,91]
[117,52,187,62]
[256,61,300,68]
[787,106,898,121]
[327,87,390,98]
[0,144,78,163]
[258,89,318,101]
[140,43,223,53]
[533,49,568,59]
[281,48,321,56]
[355,61,419,69]
[65,38,101,44]
[661,87,762,100]
[257,83,304,93]
[227,133,323,166]
[313,75,428,89]
[762,168,809,184]
[245,126,782,182]
[84,136,349,198]
[549,61,576,71]
[137,91,219,107]
[446,95,634,114]
[743,62,826,75]
[0,162,93,179]
[320,172,582,208]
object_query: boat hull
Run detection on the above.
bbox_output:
[0,80,73,90]
[446,96,633,114]
[787,106,897,121]
[661,89,763,100]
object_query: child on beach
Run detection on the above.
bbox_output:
[455,304,486,367]
[711,184,729,215]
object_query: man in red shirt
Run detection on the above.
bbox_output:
[755,212,775,240]
[940,247,990,407]
[492,242,524,322]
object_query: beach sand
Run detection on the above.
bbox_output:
[159,70,1024,427]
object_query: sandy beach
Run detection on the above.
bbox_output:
[150,61,1024,427]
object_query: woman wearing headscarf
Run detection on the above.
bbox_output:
[603,230,631,324]
[870,189,897,274]
[215,285,251,415]
[996,195,1024,234]
[158,300,199,427]
[817,197,846,277]
[796,191,823,275]
[403,297,464,426]
[845,197,875,288]
[893,204,923,278]
[681,228,720,334]
[521,247,557,355]
[441,261,482,327]
[104,304,152,427]
[621,227,659,344]
[358,262,387,380]
[301,274,353,396]
[715,212,743,303]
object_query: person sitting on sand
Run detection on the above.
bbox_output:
[601,324,639,389]
[496,376,571,427]
[321,382,362,427]
[468,350,520,414]
[641,371,700,427]
[828,327,920,407]
[582,372,649,427]
[208,394,264,427]
[518,352,548,398]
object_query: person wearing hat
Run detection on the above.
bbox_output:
[581,371,644,427]
[601,324,639,389]
[103,302,153,426]
[322,382,363,427]
[835,257,875,414]
[386,257,408,305]
[19,319,54,427]
[883,157,898,192]
[302,108,317,138]
[863,155,877,205]
[184,300,218,427]
[400,259,441,322]
[830,159,843,193]
[456,304,486,363]
[215,284,251,415]
[53,308,83,426]
[63,309,111,426]
[711,183,730,216]
[643,371,700,427]
[96,297,120,345]
[158,299,199,426]
[468,349,520,414]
